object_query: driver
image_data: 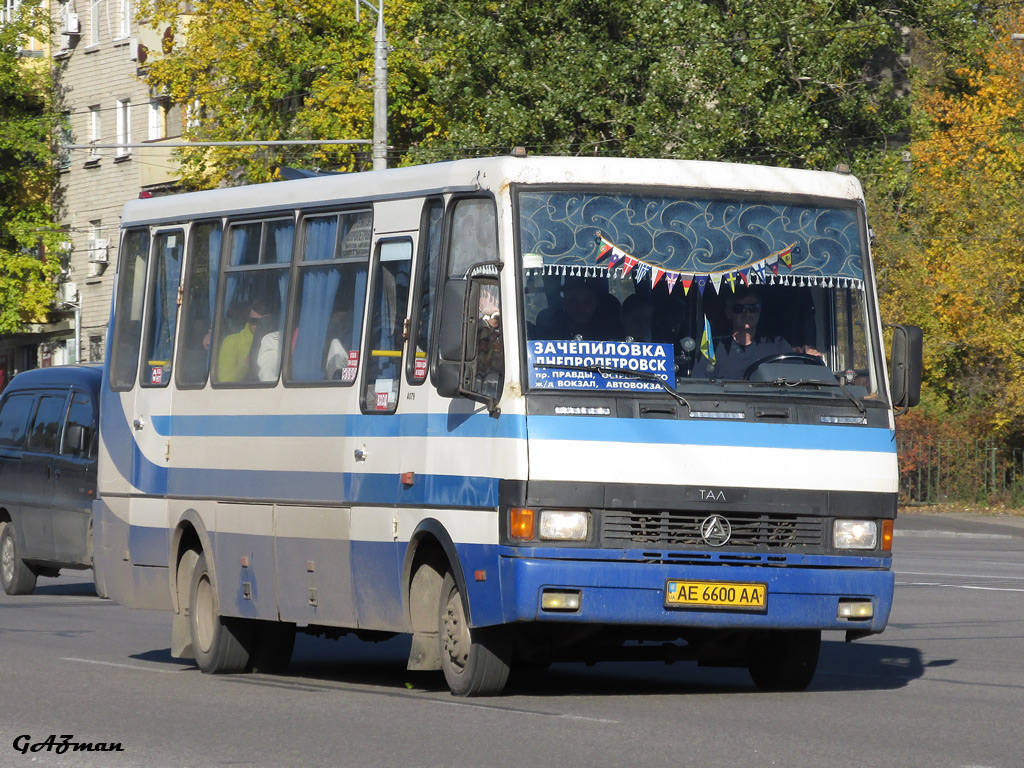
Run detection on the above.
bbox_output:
[692,289,815,379]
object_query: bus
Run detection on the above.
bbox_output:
[94,155,922,696]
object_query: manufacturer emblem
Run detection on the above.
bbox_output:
[701,514,732,547]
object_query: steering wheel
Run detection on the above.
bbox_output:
[743,352,827,380]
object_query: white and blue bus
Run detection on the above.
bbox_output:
[94,155,921,695]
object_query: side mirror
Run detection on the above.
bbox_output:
[890,324,923,410]
[64,423,86,456]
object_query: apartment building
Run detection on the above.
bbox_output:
[52,0,180,364]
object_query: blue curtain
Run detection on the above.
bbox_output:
[292,267,341,380]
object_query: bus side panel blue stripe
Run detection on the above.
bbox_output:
[149,412,527,440]
[528,415,896,452]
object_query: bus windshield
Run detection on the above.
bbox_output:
[519,188,880,399]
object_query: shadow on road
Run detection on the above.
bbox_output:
[182,632,931,698]
[30,580,98,598]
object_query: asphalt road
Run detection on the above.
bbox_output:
[1,513,1022,768]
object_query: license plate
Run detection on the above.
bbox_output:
[665,580,767,609]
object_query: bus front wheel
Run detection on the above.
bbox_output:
[747,629,821,692]
[438,571,510,696]
[189,552,251,674]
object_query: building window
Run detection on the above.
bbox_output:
[116,99,131,157]
[89,105,101,157]
[59,113,72,169]
[119,0,131,39]
[89,0,99,45]
[148,100,165,140]
[2,0,20,25]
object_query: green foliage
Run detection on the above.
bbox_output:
[411,0,910,169]
[138,0,438,187]
[0,0,62,333]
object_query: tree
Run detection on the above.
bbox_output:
[137,0,439,187]
[0,1,62,333]
[411,0,912,169]
[871,6,1024,441]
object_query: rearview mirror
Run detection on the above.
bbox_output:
[889,324,922,410]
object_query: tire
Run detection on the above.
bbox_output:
[747,629,821,692]
[189,552,251,673]
[1,522,38,596]
[249,621,296,674]
[438,571,510,696]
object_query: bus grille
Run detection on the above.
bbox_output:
[601,511,825,549]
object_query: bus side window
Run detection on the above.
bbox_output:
[406,198,443,384]
[361,239,412,413]
[109,228,150,391]
[287,210,371,385]
[213,218,293,386]
[176,222,222,388]
[141,229,184,387]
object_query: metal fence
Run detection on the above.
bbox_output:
[898,440,1024,506]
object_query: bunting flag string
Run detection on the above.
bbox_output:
[592,234,803,295]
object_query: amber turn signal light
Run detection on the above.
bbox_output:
[881,519,894,551]
[510,508,536,540]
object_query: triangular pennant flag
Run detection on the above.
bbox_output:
[621,255,637,276]
[724,271,739,293]
[595,236,614,261]
[696,275,708,296]
[779,243,794,268]
[753,260,767,282]
[709,272,723,293]
[665,272,678,293]
[680,274,694,295]
[651,266,665,288]
[634,262,651,283]
[739,267,751,286]
[606,247,624,267]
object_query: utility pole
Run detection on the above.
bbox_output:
[356,0,388,170]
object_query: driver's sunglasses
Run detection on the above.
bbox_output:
[730,303,760,314]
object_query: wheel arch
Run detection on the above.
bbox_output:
[170,510,213,614]
[402,519,468,628]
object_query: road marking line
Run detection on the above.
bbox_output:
[896,581,1024,593]
[897,570,1024,581]
[63,657,189,674]
[430,697,620,723]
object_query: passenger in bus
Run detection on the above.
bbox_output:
[255,319,281,382]
[692,288,817,379]
[217,300,268,382]
[535,277,623,341]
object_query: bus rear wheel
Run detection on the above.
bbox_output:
[1,522,37,596]
[189,552,251,673]
[438,571,510,696]
[747,629,821,692]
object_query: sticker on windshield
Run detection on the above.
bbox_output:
[528,340,676,391]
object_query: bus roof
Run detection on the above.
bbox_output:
[120,156,866,228]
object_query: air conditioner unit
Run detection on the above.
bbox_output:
[63,13,81,35]
[59,281,79,305]
[88,239,109,263]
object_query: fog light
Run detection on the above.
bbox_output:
[539,510,589,541]
[541,591,581,612]
[838,600,874,620]
[834,519,878,549]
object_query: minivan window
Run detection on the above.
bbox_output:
[27,395,67,453]
[0,394,34,447]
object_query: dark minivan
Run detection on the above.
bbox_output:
[0,364,101,595]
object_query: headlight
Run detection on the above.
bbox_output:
[834,520,878,550]
[539,510,589,541]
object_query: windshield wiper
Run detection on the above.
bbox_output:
[775,376,867,414]
[535,363,691,411]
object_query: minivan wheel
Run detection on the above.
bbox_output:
[1,522,38,596]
